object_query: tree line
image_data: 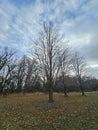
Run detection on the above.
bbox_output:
[0,22,98,102]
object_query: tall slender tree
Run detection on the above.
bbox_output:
[72,52,86,96]
[31,22,65,102]
[58,48,71,96]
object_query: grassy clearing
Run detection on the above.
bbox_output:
[0,92,98,130]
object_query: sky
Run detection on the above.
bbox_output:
[0,0,98,78]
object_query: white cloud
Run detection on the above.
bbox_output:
[0,0,98,77]
[90,64,98,68]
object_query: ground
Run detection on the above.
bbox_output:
[0,92,98,130]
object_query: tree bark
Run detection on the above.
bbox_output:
[48,87,54,103]
[79,77,86,96]
[79,85,85,96]
[48,79,54,103]
[64,85,68,97]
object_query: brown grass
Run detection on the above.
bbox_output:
[0,92,98,130]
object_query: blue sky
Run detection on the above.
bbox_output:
[0,0,98,78]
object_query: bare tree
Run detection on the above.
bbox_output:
[72,52,86,96]
[31,22,65,102]
[24,57,38,92]
[0,47,16,94]
[16,55,27,92]
[0,47,15,71]
[58,47,71,96]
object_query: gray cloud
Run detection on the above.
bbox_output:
[79,34,98,64]
[88,66,98,78]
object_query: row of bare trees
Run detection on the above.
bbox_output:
[0,49,40,95]
[0,22,95,102]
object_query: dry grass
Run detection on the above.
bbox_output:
[0,92,98,130]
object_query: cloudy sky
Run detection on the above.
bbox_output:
[0,0,98,78]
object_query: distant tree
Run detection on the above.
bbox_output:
[0,47,16,94]
[24,57,38,92]
[72,52,86,96]
[82,76,98,91]
[58,47,71,96]
[16,55,27,92]
[0,47,15,71]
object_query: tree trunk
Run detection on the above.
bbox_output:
[62,76,68,97]
[0,87,3,93]
[79,77,86,96]
[48,87,54,103]
[0,83,4,93]
[80,85,85,96]
[48,79,54,103]
[64,85,68,97]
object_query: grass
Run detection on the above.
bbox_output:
[0,92,98,130]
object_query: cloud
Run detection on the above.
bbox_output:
[0,0,43,53]
[0,0,98,77]
[88,66,98,78]
[80,34,98,63]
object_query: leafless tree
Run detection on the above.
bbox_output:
[16,55,27,92]
[0,47,15,71]
[24,57,38,92]
[58,47,71,96]
[72,52,86,96]
[31,22,66,102]
[0,47,16,94]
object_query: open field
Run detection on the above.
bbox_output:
[0,92,98,130]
